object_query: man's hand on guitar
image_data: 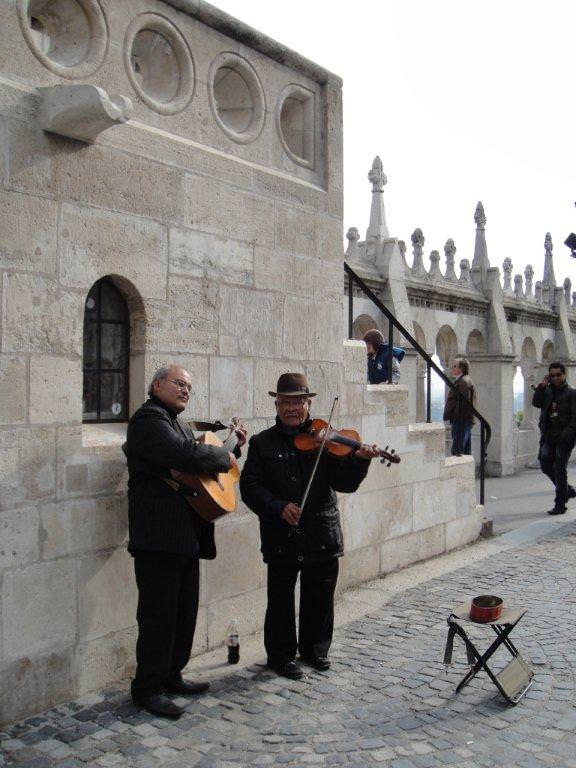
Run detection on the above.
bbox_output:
[228,452,238,469]
[281,502,301,526]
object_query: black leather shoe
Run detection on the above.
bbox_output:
[165,677,210,695]
[268,660,304,680]
[547,505,567,515]
[568,486,576,499]
[300,655,331,671]
[132,694,184,719]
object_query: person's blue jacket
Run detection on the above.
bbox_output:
[367,342,405,384]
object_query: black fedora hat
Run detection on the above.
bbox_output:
[268,372,316,398]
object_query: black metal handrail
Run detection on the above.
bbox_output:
[345,261,491,504]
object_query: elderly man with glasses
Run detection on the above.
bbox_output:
[532,361,576,515]
[125,364,245,718]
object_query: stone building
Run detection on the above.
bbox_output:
[0,1,480,724]
[345,156,576,476]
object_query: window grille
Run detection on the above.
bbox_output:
[82,278,129,423]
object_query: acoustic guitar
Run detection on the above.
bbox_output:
[172,419,242,522]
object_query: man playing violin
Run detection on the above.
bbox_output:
[240,373,379,680]
[125,364,246,718]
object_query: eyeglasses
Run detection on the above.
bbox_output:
[170,378,192,393]
[277,396,309,406]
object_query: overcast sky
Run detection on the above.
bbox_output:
[215,0,576,291]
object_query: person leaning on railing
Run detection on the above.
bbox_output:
[443,356,476,456]
[363,329,405,384]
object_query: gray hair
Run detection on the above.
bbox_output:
[454,356,470,375]
[148,365,171,397]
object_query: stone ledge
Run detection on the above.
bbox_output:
[81,423,127,449]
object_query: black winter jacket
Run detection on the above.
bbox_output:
[239,417,370,564]
[125,396,231,557]
[532,382,576,446]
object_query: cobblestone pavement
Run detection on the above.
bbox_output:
[2,523,576,768]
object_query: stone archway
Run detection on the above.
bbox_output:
[518,337,538,429]
[352,313,377,340]
[435,325,458,370]
[466,329,485,356]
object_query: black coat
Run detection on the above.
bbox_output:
[240,417,370,564]
[532,383,576,446]
[125,396,231,557]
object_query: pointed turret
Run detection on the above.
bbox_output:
[471,202,490,286]
[365,156,389,240]
[542,232,556,289]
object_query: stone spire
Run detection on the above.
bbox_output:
[444,239,457,281]
[410,228,426,276]
[502,257,513,295]
[345,227,360,261]
[524,265,534,299]
[542,232,556,288]
[471,201,490,285]
[428,250,442,279]
[365,156,389,240]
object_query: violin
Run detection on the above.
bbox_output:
[294,419,400,466]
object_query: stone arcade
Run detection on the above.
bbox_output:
[346,156,576,476]
[0,1,480,723]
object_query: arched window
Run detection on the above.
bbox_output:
[83,278,129,423]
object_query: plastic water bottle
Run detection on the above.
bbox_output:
[226,619,240,664]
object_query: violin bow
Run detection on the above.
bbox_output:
[299,396,339,516]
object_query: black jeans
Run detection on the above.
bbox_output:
[538,440,573,508]
[264,558,339,664]
[131,551,200,700]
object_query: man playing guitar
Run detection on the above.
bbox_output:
[125,364,246,719]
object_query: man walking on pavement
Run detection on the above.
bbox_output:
[532,361,576,515]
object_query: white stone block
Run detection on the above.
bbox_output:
[59,203,167,299]
[380,525,446,574]
[0,427,56,511]
[75,626,137,695]
[338,546,380,592]
[41,496,126,560]
[413,478,458,531]
[29,356,82,424]
[0,505,39,569]
[204,518,264,603]
[209,357,254,420]
[0,189,58,272]
[2,273,82,355]
[183,176,274,248]
[219,285,284,358]
[2,560,76,662]
[343,341,367,384]
[77,549,137,642]
[445,510,483,551]
[54,142,183,223]
[342,485,412,551]
[146,277,219,355]
[0,355,27,425]
[169,226,253,287]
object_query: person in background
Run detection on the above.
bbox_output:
[443,356,476,455]
[532,361,576,515]
[363,329,405,384]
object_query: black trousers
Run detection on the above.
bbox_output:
[264,558,339,664]
[131,551,200,700]
[539,439,573,508]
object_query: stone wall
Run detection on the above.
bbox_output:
[0,1,480,725]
